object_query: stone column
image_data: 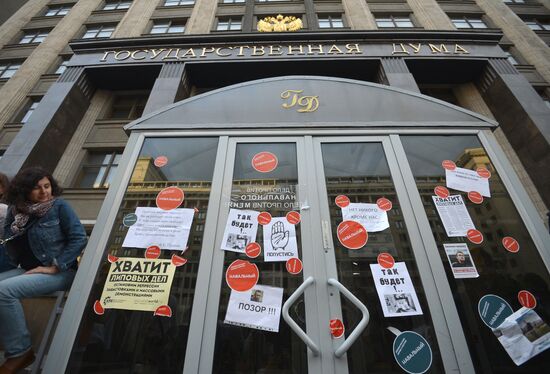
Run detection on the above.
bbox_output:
[378,58,420,93]
[0,0,50,49]
[406,0,454,30]
[186,0,218,34]
[479,59,550,206]
[475,0,550,84]
[0,67,94,177]
[111,0,161,38]
[454,83,548,221]
[142,63,190,115]
[0,0,103,129]
[342,0,377,29]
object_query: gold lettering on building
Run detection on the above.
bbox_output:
[114,51,131,60]
[307,44,325,55]
[408,43,421,53]
[238,46,250,56]
[200,47,215,57]
[131,50,148,60]
[281,90,319,113]
[287,45,304,55]
[252,46,265,56]
[428,44,450,54]
[345,44,362,54]
[327,45,344,55]
[150,49,166,59]
[215,47,232,57]
[163,48,180,60]
[269,45,283,56]
[181,48,197,58]
[454,44,470,54]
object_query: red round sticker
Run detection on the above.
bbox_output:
[502,236,520,253]
[93,300,104,315]
[376,197,393,212]
[252,152,278,173]
[377,253,395,269]
[467,229,484,245]
[434,186,450,198]
[258,212,272,225]
[335,195,350,208]
[108,254,119,263]
[477,167,491,179]
[225,259,259,292]
[468,191,484,204]
[154,156,168,168]
[518,290,537,309]
[245,242,261,258]
[442,160,457,171]
[156,186,184,210]
[145,245,161,259]
[154,305,172,317]
[171,254,187,267]
[286,258,303,275]
[330,319,345,339]
[337,220,368,250]
[286,211,301,225]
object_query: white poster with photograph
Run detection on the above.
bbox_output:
[370,262,423,318]
[263,217,299,262]
[444,243,479,279]
[446,167,491,197]
[221,209,260,253]
[492,307,550,366]
[224,284,284,332]
[122,207,194,250]
[341,203,389,232]
[433,195,476,237]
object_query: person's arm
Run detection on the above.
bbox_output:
[52,200,87,272]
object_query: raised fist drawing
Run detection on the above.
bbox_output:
[271,221,289,250]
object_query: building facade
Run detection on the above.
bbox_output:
[0,1,549,373]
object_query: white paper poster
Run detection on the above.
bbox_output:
[370,262,423,318]
[263,217,299,262]
[341,203,389,232]
[221,209,260,253]
[492,307,550,366]
[122,207,194,250]
[446,167,491,197]
[224,284,284,332]
[432,195,476,237]
[444,243,479,279]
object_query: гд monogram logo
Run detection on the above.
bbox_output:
[281,90,319,113]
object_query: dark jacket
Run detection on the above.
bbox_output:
[4,199,87,272]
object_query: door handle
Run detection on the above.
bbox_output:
[327,278,370,358]
[282,276,320,356]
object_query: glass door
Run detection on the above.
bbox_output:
[310,137,452,374]
[196,138,323,374]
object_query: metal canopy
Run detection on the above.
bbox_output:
[124,76,497,131]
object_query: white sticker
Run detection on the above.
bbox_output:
[446,167,491,197]
[341,203,389,232]
[221,209,260,254]
[444,243,479,279]
[224,284,284,332]
[122,207,194,250]
[432,195,476,237]
[370,262,423,318]
[263,217,299,262]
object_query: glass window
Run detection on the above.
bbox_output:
[0,62,21,79]
[525,19,550,31]
[163,0,195,6]
[54,57,70,74]
[150,20,186,34]
[20,99,41,124]
[451,17,488,29]
[216,18,242,31]
[222,0,245,2]
[82,25,116,39]
[104,94,148,120]
[19,30,49,44]
[66,138,219,373]
[504,0,525,3]
[400,135,550,373]
[103,1,132,10]
[318,15,344,29]
[375,16,414,28]
[77,151,123,188]
[45,5,72,16]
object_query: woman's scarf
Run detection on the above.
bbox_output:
[11,198,56,234]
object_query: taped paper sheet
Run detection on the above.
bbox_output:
[444,243,479,279]
[446,167,490,197]
[221,209,260,253]
[341,203,389,232]
[432,195,475,237]
[263,217,299,262]
[370,262,423,318]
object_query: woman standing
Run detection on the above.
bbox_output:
[0,167,87,373]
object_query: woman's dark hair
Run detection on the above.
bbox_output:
[0,172,9,201]
[6,167,63,207]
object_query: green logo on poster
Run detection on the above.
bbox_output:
[123,213,138,227]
